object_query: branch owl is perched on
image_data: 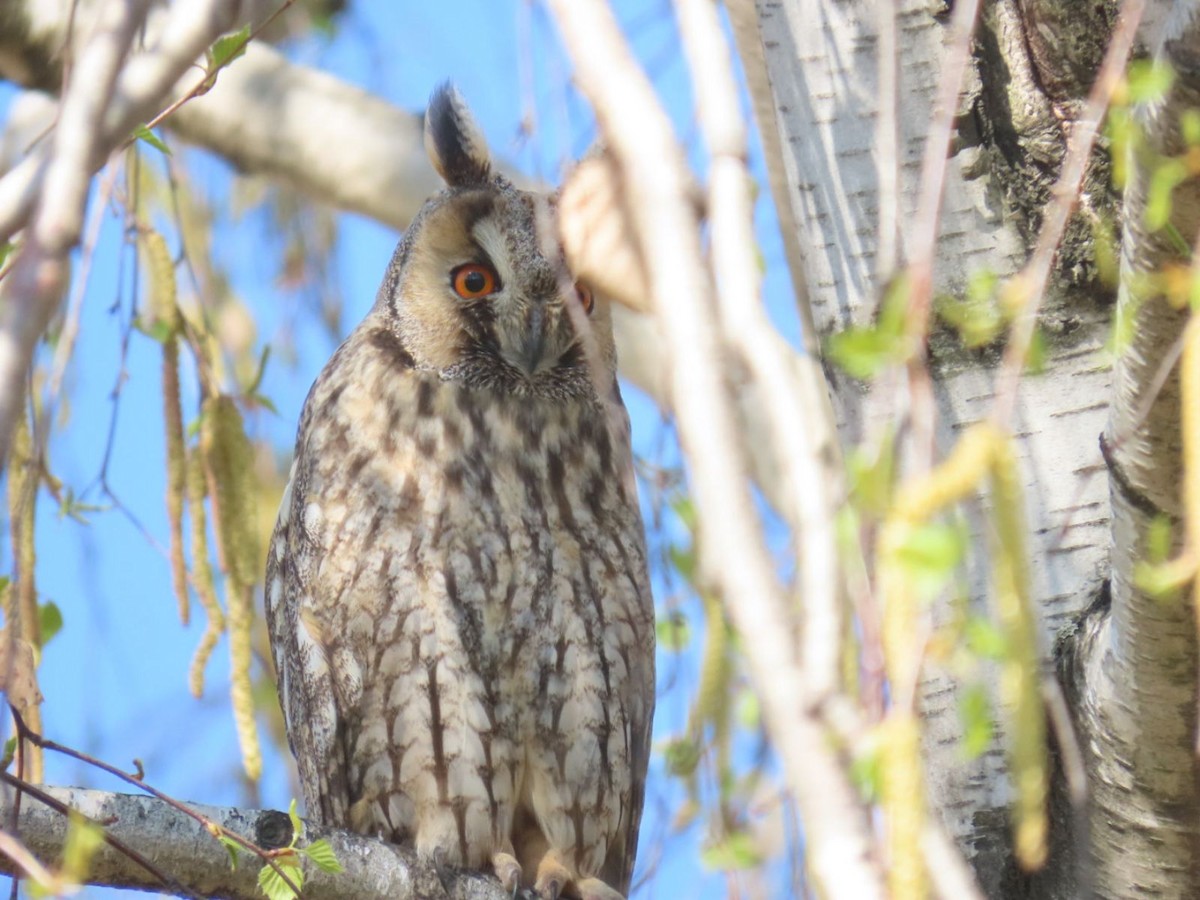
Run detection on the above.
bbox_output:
[264,85,655,900]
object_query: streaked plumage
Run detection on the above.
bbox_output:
[265,84,655,900]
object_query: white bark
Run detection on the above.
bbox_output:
[1076,6,1200,896]
[546,0,886,894]
[167,42,443,230]
[0,785,511,899]
[746,1,1115,888]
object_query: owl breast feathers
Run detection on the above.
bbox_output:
[264,84,655,900]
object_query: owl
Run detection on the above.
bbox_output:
[264,84,655,900]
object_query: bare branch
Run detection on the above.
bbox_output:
[168,43,442,230]
[0,0,241,465]
[545,1,885,895]
[993,0,1146,422]
[0,785,512,900]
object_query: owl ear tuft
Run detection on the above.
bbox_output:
[424,83,492,188]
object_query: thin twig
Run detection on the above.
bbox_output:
[0,772,201,899]
[904,0,983,473]
[906,0,984,336]
[674,0,844,713]
[993,0,1147,424]
[0,0,241,464]
[546,0,886,895]
[139,0,298,137]
[874,0,900,282]
[9,709,303,897]
[0,827,56,892]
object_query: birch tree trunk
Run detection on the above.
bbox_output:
[740,0,1199,895]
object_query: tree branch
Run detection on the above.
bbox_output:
[0,0,241,465]
[1078,3,1200,894]
[544,1,885,895]
[0,785,512,900]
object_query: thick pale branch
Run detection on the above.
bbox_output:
[545,1,885,896]
[0,786,510,900]
[1076,4,1200,895]
[168,43,441,229]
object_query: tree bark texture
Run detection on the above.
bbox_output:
[1073,7,1200,896]
[746,0,1200,896]
[0,785,513,900]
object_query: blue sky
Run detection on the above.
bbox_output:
[0,2,802,897]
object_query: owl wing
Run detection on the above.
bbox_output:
[264,444,353,826]
[601,410,657,891]
[611,566,656,892]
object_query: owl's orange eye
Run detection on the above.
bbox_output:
[575,282,594,315]
[451,263,499,299]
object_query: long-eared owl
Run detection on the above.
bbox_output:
[264,84,655,900]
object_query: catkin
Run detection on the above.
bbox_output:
[691,591,733,775]
[143,229,190,626]
[199,395,261,780]
[989,436,1048,868]
[186,452,224,698]
[1182,318,1200,640]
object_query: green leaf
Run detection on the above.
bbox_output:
[963,616,1008,661]
[258,858,303,900]
[1091,215,1120,289]
[850,736,883,802]
[301,839,343,874]
[287,798,303,846]
[735,688,760,730]
[1164,221,1191,257]
[132,125,171,155]
[1105,107,1136,189]
[1134,559,1185,601]
[0,241,13,269]
[847,430,896,515]
[700,831,762,871]
[667,544,696,586]
[958,683,995,759]
[935,271,1004,348]
[249,392,279,416]
[894,521,966,600]
[655,610,691,652]
[826,326,906,380]
[1145,515,1174,564]
[56,487,108,524]
[1025,327,1047,375]
[670,495,697,533]
[662,737,701,778]
[1184,109,1200,146]
[1126,59,1176,103]
[208,26,250,72]
[218,835,241,870]
[62,812,104,883]
[1,736,17,770]
[247,345,271,394]
[134,315,175,345]
[38,601,63,646]
[1145,158,1188,231]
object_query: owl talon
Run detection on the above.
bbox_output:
[492,850,523,896]
[534,849,572,900]
[576,877,626,900]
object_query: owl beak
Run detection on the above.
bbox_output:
[513,306,549,374]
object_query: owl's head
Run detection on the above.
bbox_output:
[374,84,617,402]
